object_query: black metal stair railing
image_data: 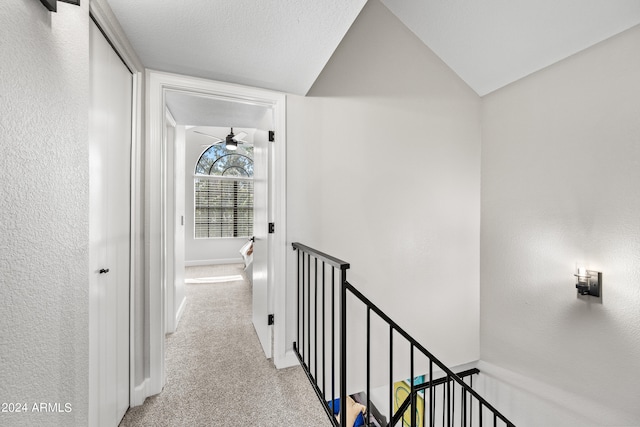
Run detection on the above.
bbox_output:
[292,242,515,427]
[390,368,480,427]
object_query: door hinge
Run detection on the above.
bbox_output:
[269,130,275,142]
[268,222,275,234]
[268,314,274,325]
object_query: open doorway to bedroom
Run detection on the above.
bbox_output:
[164,89,275,359]
[145,72,288,399]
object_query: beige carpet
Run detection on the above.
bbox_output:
[119,264,330,427]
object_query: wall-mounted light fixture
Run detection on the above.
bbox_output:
[574,267,602,297]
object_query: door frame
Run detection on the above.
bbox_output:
[163,107,180,335]
[89,0,146,413]
[145,70,289,397]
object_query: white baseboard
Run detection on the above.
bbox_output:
[184,257,243,267]
[130,378,149,407]
[175,296,187,329]
[274,350,301,369]
[476,360,634,425]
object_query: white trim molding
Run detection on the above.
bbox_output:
[89,0,144,73]
[175,296,187,329]
[130,378,149,407]
[146,70,288,398]
[184,258,244,267]
[279,350,302,369]
[476,361,633,425]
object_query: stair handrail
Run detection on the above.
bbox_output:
[292,242,515,427]
[346,282,515,426]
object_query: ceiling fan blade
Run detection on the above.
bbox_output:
[193,130,223,143]
[233,131,247,141]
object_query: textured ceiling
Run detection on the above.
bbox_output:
[105,0,367,95]
[380,0,640,95]
[105,0,640,97]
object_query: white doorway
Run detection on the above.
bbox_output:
[169,110,273,358]
[145,71,288,397]
[178,123,272,356]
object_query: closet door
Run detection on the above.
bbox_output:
[89,19,132,426]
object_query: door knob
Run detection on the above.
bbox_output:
[99,268,110,274]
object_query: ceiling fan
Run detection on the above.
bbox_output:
[194,127,248,151]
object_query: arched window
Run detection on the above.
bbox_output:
[194,145,254,238]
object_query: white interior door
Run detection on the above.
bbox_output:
[252,129,272,358]
[164,118,176,333]
[89,20,132,426]
[164,118,186,335]
[173,126,186,327]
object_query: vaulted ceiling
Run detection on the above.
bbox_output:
[105,0,640,96]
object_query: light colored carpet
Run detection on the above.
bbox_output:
[119,264,331,427]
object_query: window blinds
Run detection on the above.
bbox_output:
[194,178,254,238]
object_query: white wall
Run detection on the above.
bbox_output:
[287,0,482,388]
[481,24,640,425]
[0,1,90,425]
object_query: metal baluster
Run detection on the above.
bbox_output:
[462,384,466,426]
[411,344,416,427]
[470,376,473,427]
[296,248,300,354]
[447,375,451,427]
[452,380,455,427]
[307,253,311,370]
[429,360,434,427]
[442,381,445,427]
[339,268,347,427]
[331,266,335,413]
[422,364,426,427]
[367,307,371,427]
[314,257,318,381]
[322,261,326,399]
[389,326,394,427]
[301,252,306,364]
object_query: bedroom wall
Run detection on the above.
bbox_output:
[481,24,640,425]
[0,1,90,425]
[287,0,482,386]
